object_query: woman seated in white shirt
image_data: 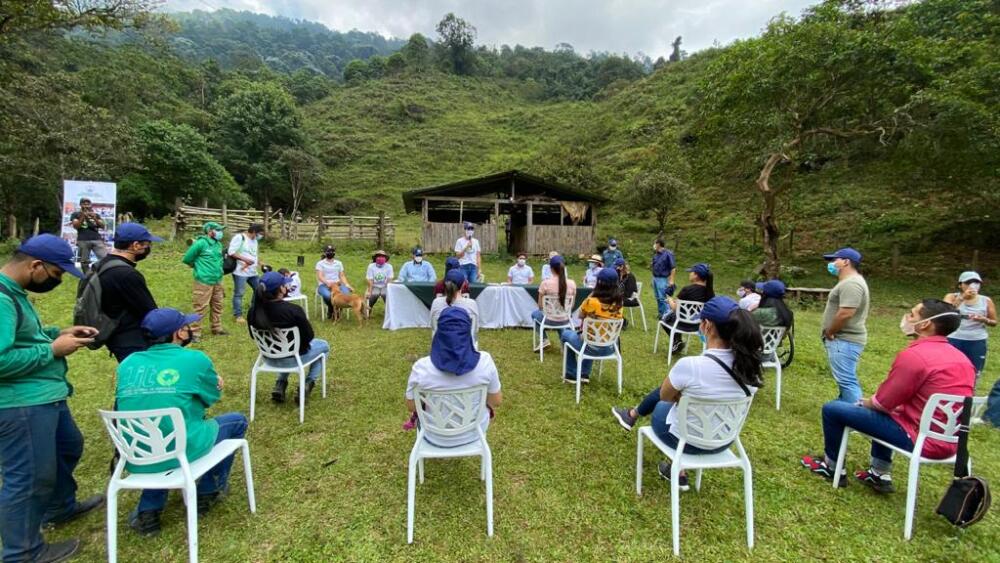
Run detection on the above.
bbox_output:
[430,268,479,337]
[611,296,763,491]
[737,280,760,311]
[405,307,502,448]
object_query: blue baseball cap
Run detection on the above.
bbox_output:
[17,234,84,278]
[445,268,467,285]
[114,223,163,243]
[141,308,201,338]
[412,247,423,257]
[613,258,625,268]
[260,271,293,293]
[755,280,787,298]
[608,238,618,246]
[823,247,862,262]
[701,296,739,324]
[463,221,474,230]
[549,255,565,267]
[685,263,711,279]
[445,256,460,271]
[597,267,618,284]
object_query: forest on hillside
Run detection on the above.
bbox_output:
[0,0,997,274]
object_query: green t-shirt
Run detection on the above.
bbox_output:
[182,236,224,285]
[0,273,68,408]
[115,343,221,473]
[821,274,870,345]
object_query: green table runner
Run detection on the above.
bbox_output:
[400,283,591,310]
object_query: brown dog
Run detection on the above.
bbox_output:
[330,288,369,324]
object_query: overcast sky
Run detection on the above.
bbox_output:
[164,0,820,58]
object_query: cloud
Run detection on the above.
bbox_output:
[164,0,819,58]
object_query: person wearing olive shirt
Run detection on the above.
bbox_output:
[117,308,248,536]
[182,221,228,340]
[0,235,104,563]
[70,197,107,274]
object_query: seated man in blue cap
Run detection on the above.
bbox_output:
[0,234,102,562]
[117,308,248,536]
[397,247,437,283]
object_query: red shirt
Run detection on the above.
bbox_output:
[872,336,975,459]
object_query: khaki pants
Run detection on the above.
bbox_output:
[192,282,225,336]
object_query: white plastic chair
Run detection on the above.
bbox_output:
[654,300,705,365]
[99,408,256,563]
[759,326,786,410]
[407,385,493,544]
[832,393,987,540]
[284,294,309,319]
[635,395,755,556]
[626,281,648,332]
[562,317,624,404]
[249,326,328,424]
[534,294,574,362]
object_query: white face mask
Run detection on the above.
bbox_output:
[517,259,526,266]
[737,288,747,298]
[968,282,981,294]
[899,311,959,337]
[466,230,474,237]
[414,257,423,263]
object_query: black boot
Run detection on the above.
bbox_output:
[271,379,288,403]
[305,380,316,398]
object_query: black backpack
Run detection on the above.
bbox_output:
[74,260,130,350]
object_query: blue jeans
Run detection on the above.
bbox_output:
[560,329,615,379]
[134,412,248,514]
[232,275,258,318]
[271,339,329,384]
[825,338,864,403]
[984,377,1000,428]
[948,337,987,380]
[652,277,674,318]
[821,400,913,472]
[532,309,569,342]
[635,388,730,454]
[0,401,84,562]
[317,284,351,305]
[462,264,478,284]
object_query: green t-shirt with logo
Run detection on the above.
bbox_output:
[821,274,870,345]
[115,343,221,473]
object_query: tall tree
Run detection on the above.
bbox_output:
[0,0,162,39]
[401,33,430,70]
[435,13,476,75]
[277,146,323,220]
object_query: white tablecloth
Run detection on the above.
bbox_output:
[383,283,541,330]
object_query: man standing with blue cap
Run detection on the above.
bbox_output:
[821,247,870,403]
[602,238,623,268]
[0,234,105,562]
[87,223,163,362]
[454,221,481,283]
[117,308,248,536]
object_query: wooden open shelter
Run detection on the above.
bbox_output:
[403,170,606,256]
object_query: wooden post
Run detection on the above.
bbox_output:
[526,201,534,255]
[263,204,271,235]
[6,213,16,239]
[200,197,208,208]
[891,245,900,276]
[349,216,355,240]
[459,200,464,224]
[317,216,325,241]
[221,202,228,227]
[972,249,979,271]
[32,217,39,236]
[422,199,429,222]
[377,211,386,250]
[171,198,182,241]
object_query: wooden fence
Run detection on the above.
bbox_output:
[173,204,394,246]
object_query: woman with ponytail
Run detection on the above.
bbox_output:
[248,271,329,404]
[612,296,762,491]
[430,268,479,337]
[561,267,624,383]
[660,262,715,355]
[531,255,577,350]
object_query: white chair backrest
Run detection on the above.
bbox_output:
[99,408,187,467]
[919,393,970,442]
[760,326,786,356]
[413,385,488,437]
[581,317,624,347]
[673,395,754,450]
[676,300,705,324]
[541,294,572,318]
[249,325,301,360]
[634,281,643,299]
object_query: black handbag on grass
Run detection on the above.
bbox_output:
[936,396,991,528]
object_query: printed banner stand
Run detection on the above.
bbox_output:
[61,180,117,248]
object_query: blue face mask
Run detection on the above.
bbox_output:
[213,230,224,241]
[826,262,840,276]
[698,331,706,344]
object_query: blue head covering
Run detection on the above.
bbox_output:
[445,268,466,286]
[445,256,460,271]
[430,307,480,375]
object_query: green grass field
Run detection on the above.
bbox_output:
[25,242,1000,562]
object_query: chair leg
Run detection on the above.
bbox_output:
[484,450,494,537]
[575,355,583,404]
[185,484,199,563]
[298,369,306,424]
[249,367,258,422]
[639,303,648,332]
[321,355,328,399]
[107,486,119,563]
[695,469,703,492]
[833,430,850,489]
[418,458,425,484]
[635,431,644,496]
[775,363,783,411]
[653,324,661,353]
[480,456,486,481]
[743,462,755,549]
[407,452,418,544]
[667,328,676,365]
[903,458,921,540]
[616,354,623,395]
[671,461,682,556]
[242,442,256,513]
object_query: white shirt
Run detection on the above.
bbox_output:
[315,259,345,287]
[738,293,761,311]
[228,234,259,277]
[430,297,480,335]
[584,266,599,288]
[366,263,394,288]
[665,349,758,441]
[405,352,501,447]
[454,236,481,266]
[507,264,534,285]
[286,272,302,298]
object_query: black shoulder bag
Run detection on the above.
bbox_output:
[222,234,240,275]
[936,396,991,528]
[704,353,752,397]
